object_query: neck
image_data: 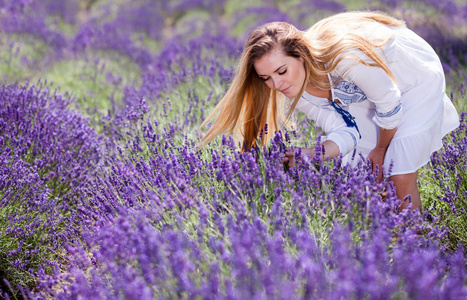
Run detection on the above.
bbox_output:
[305,76,332,100]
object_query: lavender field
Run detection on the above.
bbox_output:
[0,0,466,299]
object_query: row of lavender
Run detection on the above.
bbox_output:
[0,0,466,298]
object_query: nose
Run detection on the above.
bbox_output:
[270,76,282,90]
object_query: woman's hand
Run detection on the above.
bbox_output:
[368,127,397,182]
[367,146,386,182]
[283,141,340,168]
[283,147,315,168]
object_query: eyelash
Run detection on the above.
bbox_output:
[261,69,287,81]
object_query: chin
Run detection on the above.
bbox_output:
[284,91,298,98]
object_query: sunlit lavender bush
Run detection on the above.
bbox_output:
[0,0,466,299]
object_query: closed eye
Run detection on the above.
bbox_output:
[258,67,286,81]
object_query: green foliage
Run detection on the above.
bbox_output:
[0,35,49,83]
[37,52,141,128]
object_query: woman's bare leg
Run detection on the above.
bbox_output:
[389,171,422,211]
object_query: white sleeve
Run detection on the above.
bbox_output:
[335,51,402,129]
[295,100,360,156]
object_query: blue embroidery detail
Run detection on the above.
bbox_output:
[330,101,361,139]
[344,128,358,148]
[331,76,367,105]
[376,102,402,118]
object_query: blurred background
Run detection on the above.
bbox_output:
[1,0,465,128]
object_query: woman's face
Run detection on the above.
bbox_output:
[253,47,306,98]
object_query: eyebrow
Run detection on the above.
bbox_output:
[258,64,286,76]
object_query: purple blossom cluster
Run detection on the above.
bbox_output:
[0,81,103,296]
[49,212,466,299]
[429,111,467,247]
[0,0,68,50]
[28,131,466,299]
[0,0,466,299]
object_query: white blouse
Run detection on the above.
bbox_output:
[296,22,460,175]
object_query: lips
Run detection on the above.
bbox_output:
[281,86,291,94]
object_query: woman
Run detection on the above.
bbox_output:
[198,11,460,211]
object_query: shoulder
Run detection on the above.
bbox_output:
[296,91,333,111]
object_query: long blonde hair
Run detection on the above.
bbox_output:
[198,11,405,151]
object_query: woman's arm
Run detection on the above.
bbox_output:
[295,98,360,152]
[368,127,397,181]
[287,97,361,168]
